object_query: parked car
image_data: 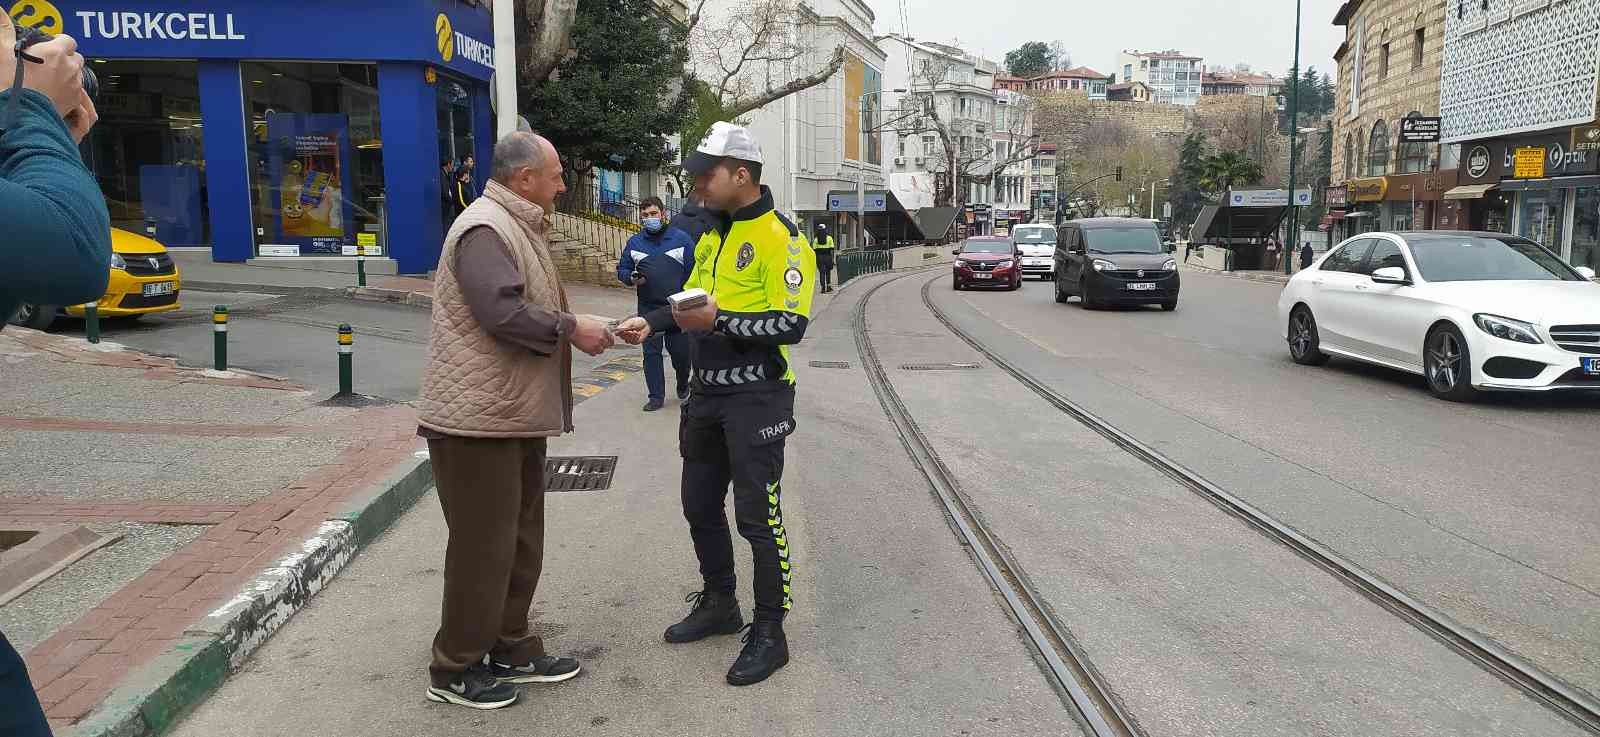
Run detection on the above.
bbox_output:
[1277,230,1600,401]
[1053,217,1179,310]
[952,236,1021,291]
[9,227,182,330]
[1010,223,1057,280]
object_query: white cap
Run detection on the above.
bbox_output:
[683,121,764,176]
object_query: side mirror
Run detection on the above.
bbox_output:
[952,247,962,255]
[1371,266,1411,285]
[1577,266,1597,280]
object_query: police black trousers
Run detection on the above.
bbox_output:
[679,385,796,620]
[816,251,835,290]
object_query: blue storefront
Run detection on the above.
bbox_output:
[14,0,496,274]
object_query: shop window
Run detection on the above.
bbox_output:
[243,62,385,257]
[79,61,209,247]
[1517,189,1567,251]
[1573,188,1600,272]
[1367,120,1389,176]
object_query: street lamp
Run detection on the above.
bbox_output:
[1145,178,1171,220]
[857,87,906,250]
[1285,0,1304,275]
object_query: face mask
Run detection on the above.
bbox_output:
[642,217,663,233]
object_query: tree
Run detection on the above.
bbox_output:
[517,0,581,87]
[1005,41,1053,79]
[1318,72,1336,117]
[1049,41,1071,72]
[1198,149,1265,193]
[894,56,1043,208]
[1300,67,1322,117]
[521,0,693,176]
[1167,132,1211,230]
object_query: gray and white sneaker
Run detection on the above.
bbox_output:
[426,665,519,710]
[488,655,582,684]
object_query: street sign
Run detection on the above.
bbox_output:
[828,193,887,212]
[1513,147,1546,178]
[1229,189,1288,207]
[1162,201,1172,219]
[1399,117,1442,143]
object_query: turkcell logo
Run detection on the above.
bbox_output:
[70,10,247,40]
[437,12,492,69]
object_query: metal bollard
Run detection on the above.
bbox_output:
[337,324,353,396]
[212,305,228,371]
[84,302,100,344]
[355,245,367,288]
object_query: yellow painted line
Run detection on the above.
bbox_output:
[572,383,605,397]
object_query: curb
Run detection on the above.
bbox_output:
[65,458,434,737]
[1181,264,1292,285]
[180,281,348,299]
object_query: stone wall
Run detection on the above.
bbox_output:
[1331,0,1447,185]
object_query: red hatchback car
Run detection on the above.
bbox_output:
[952,237,1022,291]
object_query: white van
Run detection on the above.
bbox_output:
[1010,223,1058,280]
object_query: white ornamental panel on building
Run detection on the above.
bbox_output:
[1439,0,1600,143]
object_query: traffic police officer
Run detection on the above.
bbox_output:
[812,222,835,292]
[617,122,816,686]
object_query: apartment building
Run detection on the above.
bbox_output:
[1115,49,1204,106]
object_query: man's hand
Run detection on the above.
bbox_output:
[672,293,718,333]
[570,315,616,356]
[10,24,88,119]
[63,89,97,143]
[614,317,651,345]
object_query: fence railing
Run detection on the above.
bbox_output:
[836,249,893,285]
[551,176,684,261]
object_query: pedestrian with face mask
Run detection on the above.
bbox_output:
[618,196,696,411]
[812,222,835,293]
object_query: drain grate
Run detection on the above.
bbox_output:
[899,362,982,371]
[808,360,852,369]
[546,456,618,492]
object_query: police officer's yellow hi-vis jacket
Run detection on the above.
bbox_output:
[644,187,817,393]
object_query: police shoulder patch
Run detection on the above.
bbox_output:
[736,242,755,271]
[784,266,804,293]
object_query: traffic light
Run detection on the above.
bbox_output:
[1115,166,1123,181]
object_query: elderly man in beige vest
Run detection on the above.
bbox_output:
[416,131,614,710]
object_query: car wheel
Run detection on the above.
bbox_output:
[952,276,962,291]
[1424,324,1478,402]
[1161,299,1178,312]
[10,303,58,331]
[1288,307,1330,366]
[1053,275,1069,303]
[1078,276,1095,309]
[1009,275,1021,291]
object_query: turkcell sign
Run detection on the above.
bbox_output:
[72,11,245,40]
[453,30,493,69]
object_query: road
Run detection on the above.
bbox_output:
[929,268,1600,699]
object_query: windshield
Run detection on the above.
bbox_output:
[1408,236,1585,282]
[1084,227,1163,255]
[1012,226,1056,245]
[961,239,1014,254]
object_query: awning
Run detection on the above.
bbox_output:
[1341,211,1375,218]
[1500,175,1600,191]
[828,189,928,242]
[1443,183,1498,200]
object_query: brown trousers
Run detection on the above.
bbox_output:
[427,435,549,685]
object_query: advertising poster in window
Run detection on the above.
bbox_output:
[267,113,353,254]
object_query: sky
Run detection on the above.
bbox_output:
[861,0,1347,81]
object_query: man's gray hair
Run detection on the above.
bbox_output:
[491,131,546,184]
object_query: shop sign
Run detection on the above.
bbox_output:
[1399,117,1442,143]
[1325,185,1348,207]
[1513,147,1546,178]
[1347,177,1388,202]
[1467,145,1493,179]
[1573,125,1600,153]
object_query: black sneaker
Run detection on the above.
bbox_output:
[727,619,789,686]
[426,665,519,710]
[489,655,582,684]
[643,400,664,412]
[664,590,743,643]
[676,385,691,401]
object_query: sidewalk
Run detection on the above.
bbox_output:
[0,279,645,734]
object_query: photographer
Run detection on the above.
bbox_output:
[0,15,110,333]
[0,14,106,737]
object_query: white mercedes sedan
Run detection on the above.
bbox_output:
[1278,231,1600,401]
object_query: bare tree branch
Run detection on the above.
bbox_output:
[685,0,709,34]
[725,46,846,119]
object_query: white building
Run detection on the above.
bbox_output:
[1115,49,1204,106]
[689,0,888,247]
[989,88,1035,231]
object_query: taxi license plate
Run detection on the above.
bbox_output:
[1583,357,1600,375]
[972,273,992,279]
[143,282,175,297]
[1127,282,1156,291]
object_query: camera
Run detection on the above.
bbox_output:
[15,24,99,101]
[630,270,642,283]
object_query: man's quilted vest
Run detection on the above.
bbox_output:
[417,180,572,438]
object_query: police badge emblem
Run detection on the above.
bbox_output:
[784,267,804,293]
[736,242,755,270]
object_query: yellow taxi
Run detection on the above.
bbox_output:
[9,228,183,329]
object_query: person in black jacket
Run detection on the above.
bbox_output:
[618,196,696,411]
[666,196,716,243]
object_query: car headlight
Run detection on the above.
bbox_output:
[954,259,966,267]
[1092,259,1115,272]
[110,253,127,270]
[1162,258,1177,271]
[1473,314,1543,345]
[998,260,1014,269]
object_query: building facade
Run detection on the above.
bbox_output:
[1107,81,1152,103]
[1027,68,1110,100]
[1329,0,1459,240]
[1202,70,1283,99]
[989,88,1035,232]
[33,0,496,274]
[1115,50,1204,106]
[1437,0,1600,272]
[1031,142,1058,220]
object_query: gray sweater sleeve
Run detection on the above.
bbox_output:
[456,226,575,356]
